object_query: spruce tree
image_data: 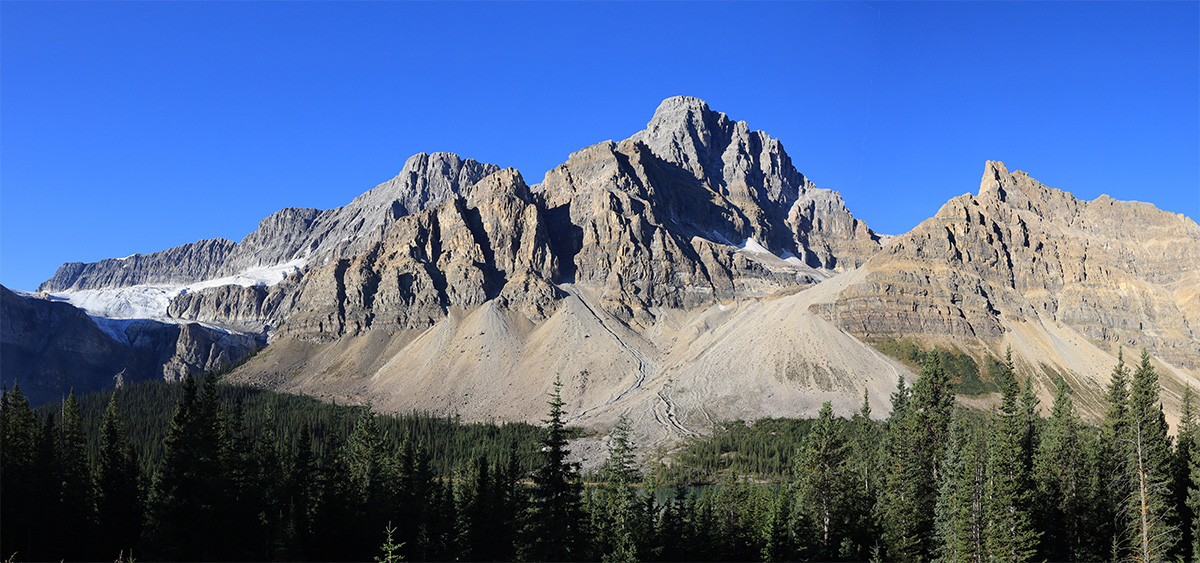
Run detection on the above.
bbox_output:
[144,374,223,560]
[760,490,795,563]
[59,389,97,560]
[1102,349,1133,556]
[880,352,950,561]
[843,389,881,560]
[1125,350,1176,562]
[1,384,41,559]
[1033,378,1086,561]
[520,376,586,561]
[1190,419,1200,563]
[1173,385,1196,563]
[594,416,643,563]
[793,401,849,559]
[95,392,143,559]
[985,351,1040,561]
[935,412,987,563]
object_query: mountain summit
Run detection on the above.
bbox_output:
[11,97,1199,449]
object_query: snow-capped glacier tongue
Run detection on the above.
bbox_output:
[49,259,306,321]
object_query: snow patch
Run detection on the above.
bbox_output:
[737,237,773,255]
[49,259,306,320]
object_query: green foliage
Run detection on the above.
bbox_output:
[37,377,548,477]
[6,351,1199,562]
[1124,350,1176,562]
[869,337,1002,395]
[656,418,817,484]
[520,376,587,561]
[984,351,1041,561]
[935,412,988,562]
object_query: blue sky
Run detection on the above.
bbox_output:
[2,1,1197,291]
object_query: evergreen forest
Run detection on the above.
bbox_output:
[2,349,1199,563]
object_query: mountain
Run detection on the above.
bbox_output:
[21,97,1199,452]
[0,285,259,405]
[812,160,1200,422]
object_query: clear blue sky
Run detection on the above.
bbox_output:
[2,2,1197,291]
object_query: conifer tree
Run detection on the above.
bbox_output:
[282,426,317,560]
[935,412,987,563]
[1102,349,1134,556]
[1,384,41,559]
[1173,385,1196,563]
[760,489,795,563]
[986,351,1040,561]
[95,392,143,559]
[880,352,950,561]
[59,389,97,559]
[1033,378,1086,561]
[594,416,643,563]
[520,376,586,561]
[144,374,223,560]
[843,389,881,559]
[1190,420,1200,562]
[793,401,849,559]
[1125,350,1176,562]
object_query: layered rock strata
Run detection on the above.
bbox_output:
[39,153,497,292]
[817,160,1200,369]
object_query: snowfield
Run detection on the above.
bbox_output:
[49,259,306,320]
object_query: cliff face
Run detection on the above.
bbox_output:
[0,286,260,405]
[276,168,562,340]
[25,97,1200,448]
[818,159,1200,368]
[532,96,877,322]
[39,153,498,292]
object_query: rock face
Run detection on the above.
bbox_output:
[40,238,237,293]
[279,168,562,340]
[533,96,879,322]
[0,286,260,405]
[39,153,498,292]
[26,97,1200,450]
[813,160,1200,419]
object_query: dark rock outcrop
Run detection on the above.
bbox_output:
[1,286,260,405]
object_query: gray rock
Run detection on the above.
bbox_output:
[1,285,260,405]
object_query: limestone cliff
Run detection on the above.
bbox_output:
[814,160,1200,416]
[39,153,498,292]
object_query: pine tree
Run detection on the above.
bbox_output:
[33,411,65,559]
[144,374,223,560]
[59,389,97,559]
[95,392,143,560]
[760,489,794,562]
[1190,418,1200,563]
[985,351,1040,561]
[880,352,950,561]
[935,412,987,563]
[1125,350,1176,562]
[793,401,849,559]
[1033,378,1086,561]
[1102,349,1134,557]
[282,426,317,560]
[1172,385,1196,563]
[1,383,41,559]
[843,389,882,560]
[520,376,586,561]
[594,416,643,563]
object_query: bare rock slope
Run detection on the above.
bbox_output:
[30,97,1200,452]
[814,160,1200,422]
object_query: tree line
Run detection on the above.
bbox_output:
[2,349,1198,562]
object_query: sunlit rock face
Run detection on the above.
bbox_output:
[819,160,1200,369]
